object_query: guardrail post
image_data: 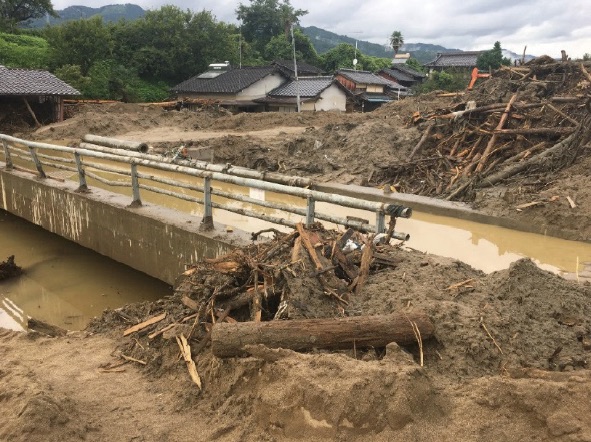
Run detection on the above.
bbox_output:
[129,162,142,207]
[200,176,214,231]
[305,196,315,227]
[2,140,12,169]
[375,208,385,233]
[74,152,88,192]
[28,146,46,178]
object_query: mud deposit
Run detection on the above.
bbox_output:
[2,59,591,441]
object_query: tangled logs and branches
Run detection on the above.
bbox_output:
[373,60,591,201]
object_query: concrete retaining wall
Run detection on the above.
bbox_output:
[0,166,247,285]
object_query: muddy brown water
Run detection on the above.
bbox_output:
[3,149,591,331]
[0,210,171,332]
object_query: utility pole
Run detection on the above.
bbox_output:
[350,31,362,71]
[291,24,301,113]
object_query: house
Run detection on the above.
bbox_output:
[335,69,404,111]
[423,51,484,72]
[254,76,348,112]
[0,65,80,125]
[271,60,324,79]
[378,64,426,88]
[170,66,289,112]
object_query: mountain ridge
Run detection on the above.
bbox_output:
[22,4,535,63]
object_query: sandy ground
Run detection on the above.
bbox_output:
[3,252,591,441]
[3,62,591,440]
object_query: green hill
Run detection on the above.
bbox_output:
[301,26,459,64]
[20,3,460,65]
[23,4,145,28]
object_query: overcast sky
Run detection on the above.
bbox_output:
[52,0,591,59]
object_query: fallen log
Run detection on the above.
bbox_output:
[211,313,434,358]
[494,127,575,136]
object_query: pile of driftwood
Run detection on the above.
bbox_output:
[120,224,433,366]
[374,59,591,201]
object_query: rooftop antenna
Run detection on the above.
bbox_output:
[290,24,301,113]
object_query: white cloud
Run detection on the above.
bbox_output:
[51,0,591,58]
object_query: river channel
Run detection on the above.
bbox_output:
[2,148,591,332]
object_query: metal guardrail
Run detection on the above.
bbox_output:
[0,134,412,238]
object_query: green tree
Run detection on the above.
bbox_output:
[322,43,357,71]
[53,64,91,92]
[416,70,466,93]
[363,56,391,72]
[43,16,113,75]
[110,7,238,84]
[0,31,50,68]
[236,0,307,53]
[0,0,57,31]
[477,41,511,70]
[321,43,388,72]
[263,28,321,65]
[405,57,425,73]
[389,31,404,55]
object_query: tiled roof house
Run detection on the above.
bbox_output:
[0,66,80,123]
[271,60,324,79]
[335,69,406,110]
[424,51,484,71]
[171,66,289,112]
[255,76,348,112]
[378,64,425,88]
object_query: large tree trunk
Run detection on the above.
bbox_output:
[211,313,434,358]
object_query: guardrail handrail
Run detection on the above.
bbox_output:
[0,134,412,238]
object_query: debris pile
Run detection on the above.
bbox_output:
[174,224,412,325]
[371,59,591,201]
[0,255,22,281]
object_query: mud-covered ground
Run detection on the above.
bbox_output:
[2,249,591,441]
[2,60,591,441]
[18,61,591,241]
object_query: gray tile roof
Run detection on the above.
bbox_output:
[424,51,484,68]
[267,76,334,97]
[359,93,393,103]
[272,60,324,76]
[0,66,80,96]
[380,68,415,83]
[336,69,393,86]
[171,66,282,94]
[389,64,426,79]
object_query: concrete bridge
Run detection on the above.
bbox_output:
[0,134,410,286]
[2,134,562,286]
[0,164,238,285]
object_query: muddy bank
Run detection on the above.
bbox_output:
[2,239,591,440]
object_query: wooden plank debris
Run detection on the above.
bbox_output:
[515,201,543,210]
[123,313,166,336]
[176,334,202,389]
